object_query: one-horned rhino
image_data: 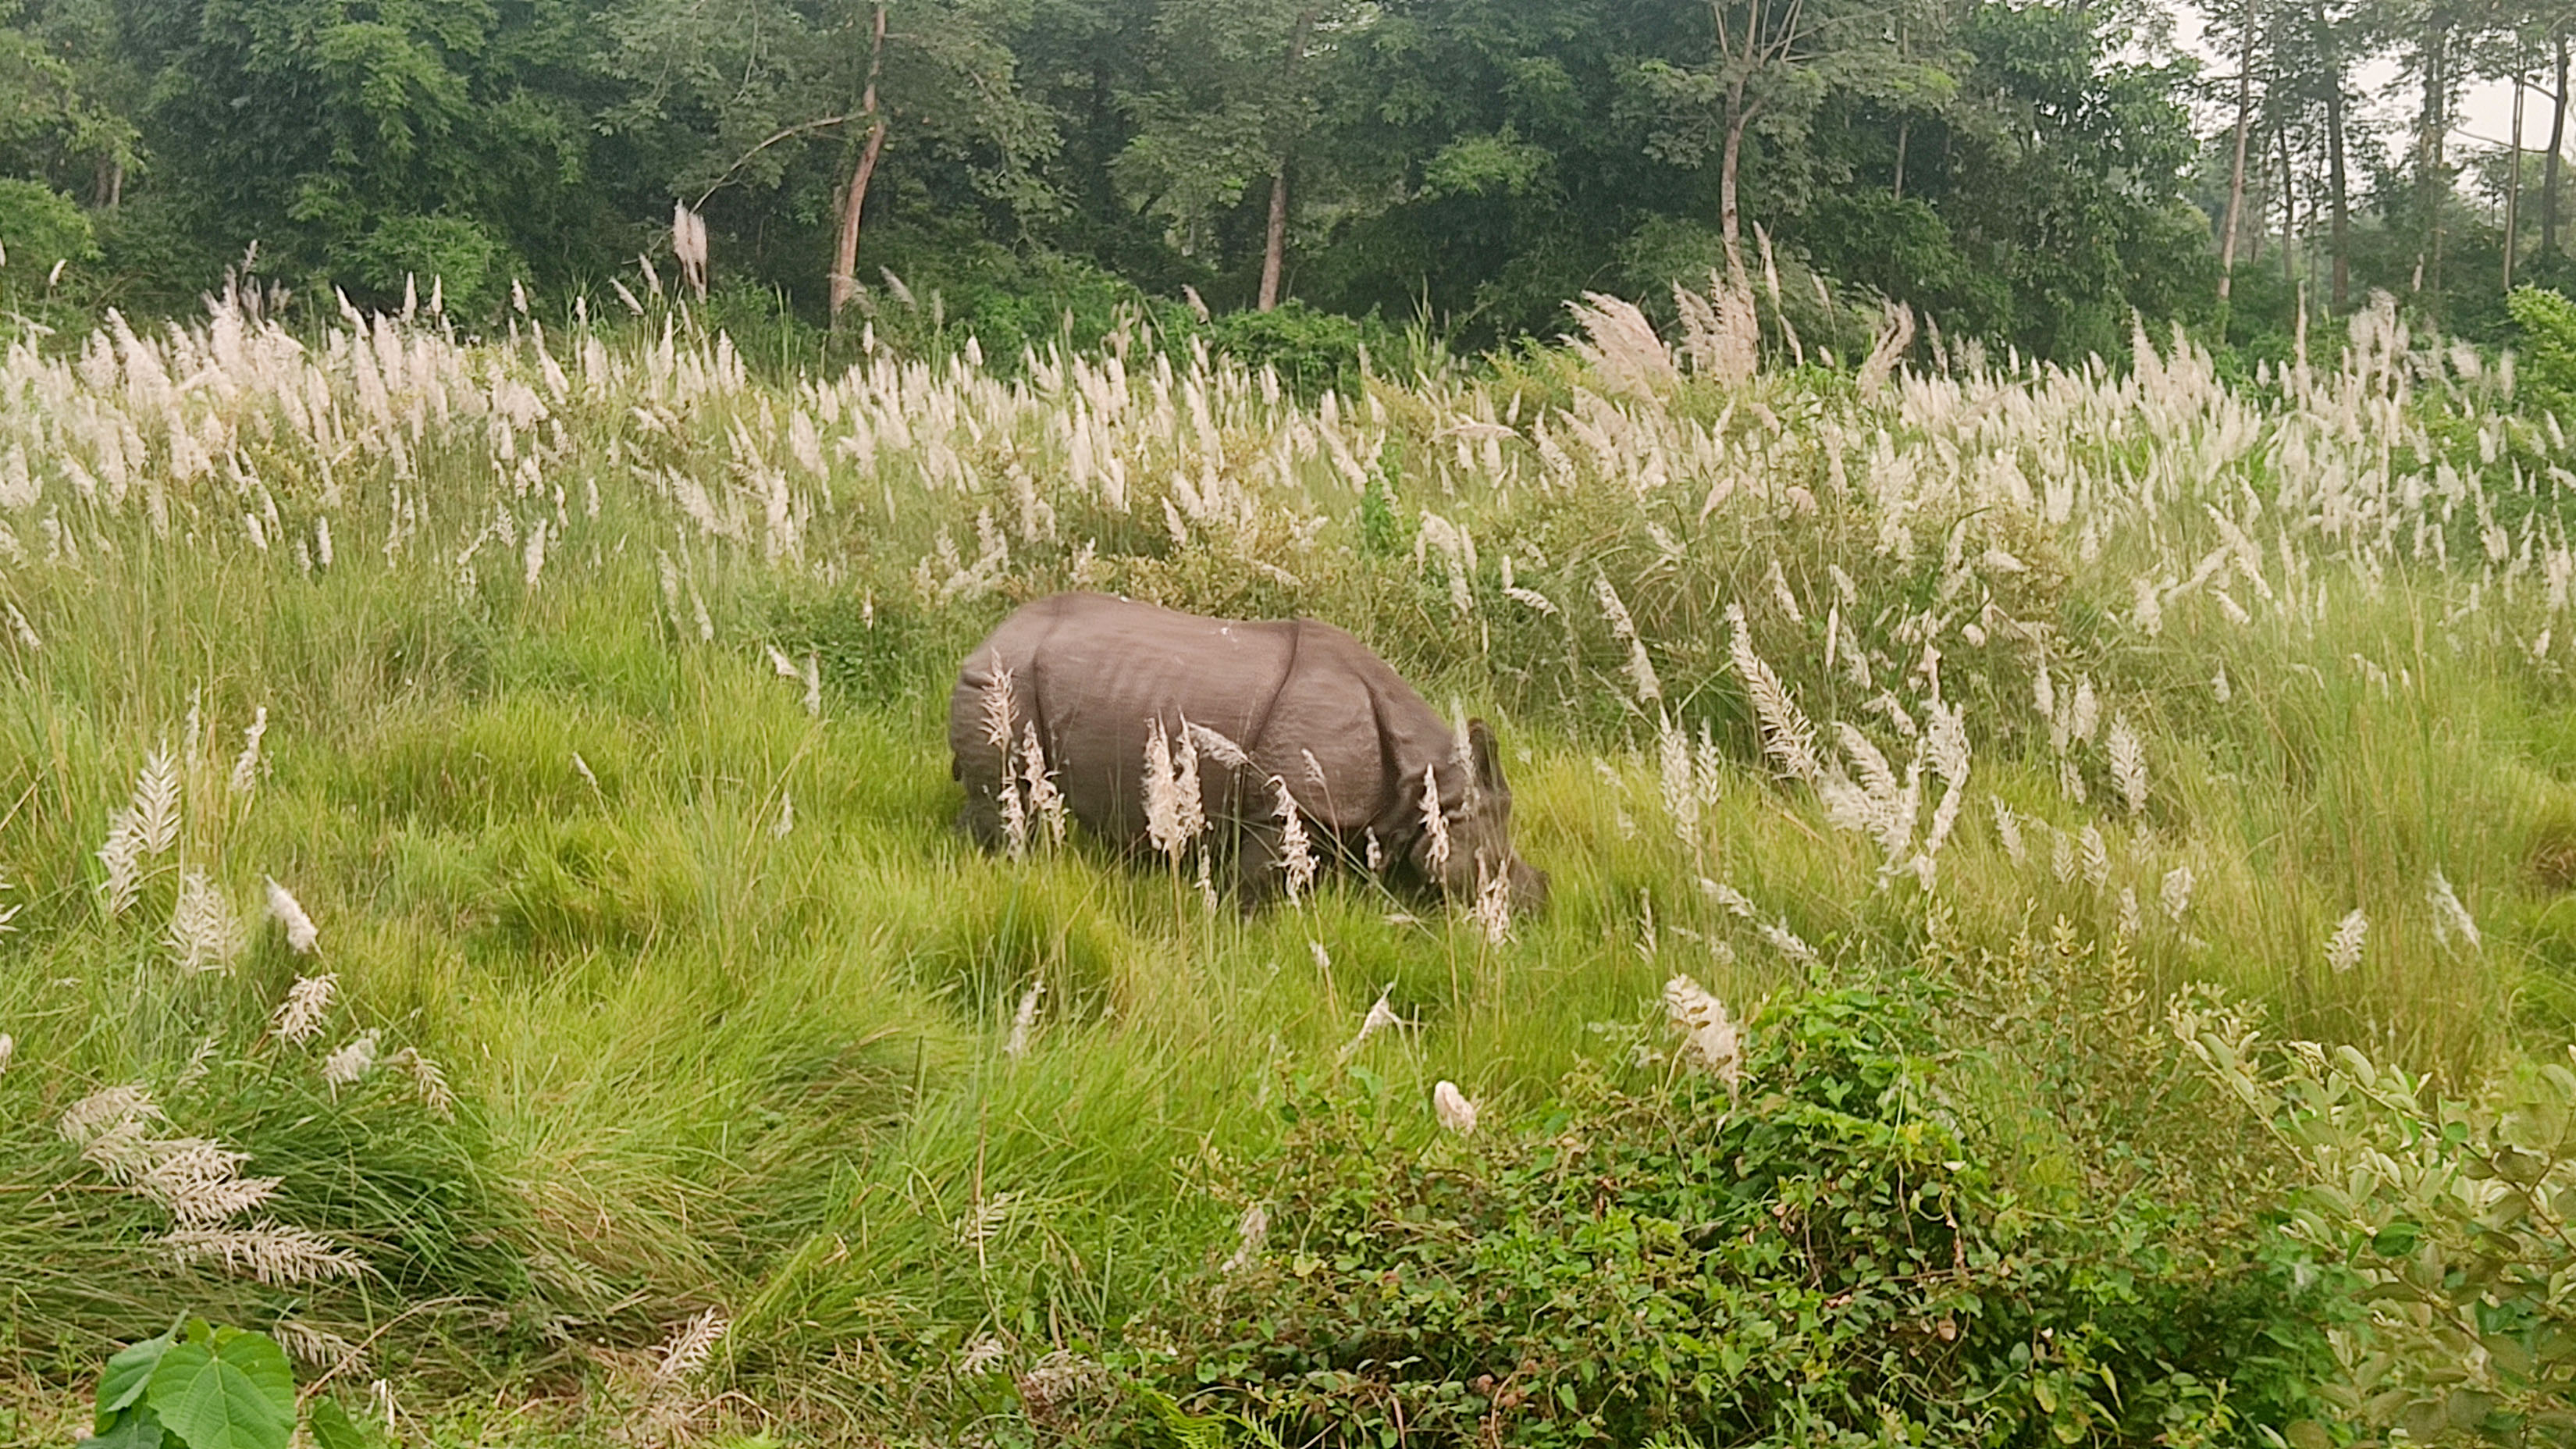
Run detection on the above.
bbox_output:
[948,592,1547,910]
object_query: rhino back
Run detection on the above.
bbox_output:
[955,593,1439,842]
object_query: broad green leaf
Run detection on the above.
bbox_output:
[307,1396,371,1449]
[148,1328,296,1449]
[77,1406,173,1449]
[96,1329,179,1429]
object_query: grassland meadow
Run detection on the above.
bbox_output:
[7,276,2576,1445]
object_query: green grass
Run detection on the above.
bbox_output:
[2,299,2574,1442]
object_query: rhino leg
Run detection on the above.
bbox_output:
[1229,820,1283,909]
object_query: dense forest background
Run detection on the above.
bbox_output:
[0,0,2567,365]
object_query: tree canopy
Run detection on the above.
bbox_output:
[0,0,2562,356]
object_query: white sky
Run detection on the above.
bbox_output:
[2168,1,2553,158]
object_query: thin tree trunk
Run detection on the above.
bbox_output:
[1720,81,1760,286]
[827,2,889,321]
[2318,0,2351,309]
[2219,0,2259,301]
[1255,6,1322,313]
[1891,23,1909,200]
[2280,115,2297,283]
[2508,69,2526,290]
[2418,18,2449,305]
[1258,167,1290,311]
[2546,34,2569,263]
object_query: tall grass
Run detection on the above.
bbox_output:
[0,281,2571,1438]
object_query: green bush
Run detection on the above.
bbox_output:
[2509,286,2576,419]
[1122,982,2336,1448]
[1205,301,1394,398]
[0,178,99,307]
[2176,995,2576,1444]
[330,214,512,319]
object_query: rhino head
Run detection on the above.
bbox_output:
[1412,719,1549,913]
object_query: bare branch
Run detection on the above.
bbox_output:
[693,114,858,207]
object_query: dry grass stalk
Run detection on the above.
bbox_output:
[1563,293,1678,400]
[1662,974,1744,1095]
[265,878,318,953]
[272,974,337,1045]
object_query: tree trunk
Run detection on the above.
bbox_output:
[2546,34,2569,265]
[2318,0,2350,309]
[827,2,889,321]
[1720,80,1755,285]
[2219,0,2258,301]
[2508,69,2526,290]
[1254,6,1322,313]
[1891,22,1910,201]
[2418,16,2449,307]
[2280,114,2297,283]
[1258,166,1290,311]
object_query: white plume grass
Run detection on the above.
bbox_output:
[1662,974,1744,1095]
[265,878,318,953]
[2327,909,2368,974]
[323,1029,382,1095]
[1432,1081,1479,1135]
[1339,992,1403,1063]
[168,871,246,974]
[271,974,337,1045]
[228,708,269,795]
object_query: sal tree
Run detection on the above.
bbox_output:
[1114,0,1363,309]
[601,0,1056,319]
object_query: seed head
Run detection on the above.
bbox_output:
[265,878,318,954]
[1432,1081,1478,1135]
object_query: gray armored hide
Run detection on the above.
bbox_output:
[949,591,1546,909]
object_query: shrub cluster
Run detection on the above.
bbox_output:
[1116,981,2339,1448]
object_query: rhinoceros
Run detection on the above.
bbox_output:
[949,592,1546,910]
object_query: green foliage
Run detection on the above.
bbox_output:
[2510,287,2576,419]
[0,176,97,309]
[80,1321,301,1449]
[1126,983,2334,1447]
[1204,301,1394,397]
[2178,1002,2576,1445]
[0,176,96,268]
[329,214,511,317]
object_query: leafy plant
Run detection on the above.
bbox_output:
[2509,287,2576,420]
[79,1319,368,1449]
[1123,982,2336,1448]
[2176,999,2576,1445]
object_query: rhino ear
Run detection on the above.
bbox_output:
[1468,719,1502,787]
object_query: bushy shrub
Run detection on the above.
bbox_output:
[1204,301,1394,399]
[0,177,100,329]
[0,179,98,286]
[2176,995,2576,1444]
[2509,286,2576,418]
[330,214,511,319]
[1119,981,2335,1448]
